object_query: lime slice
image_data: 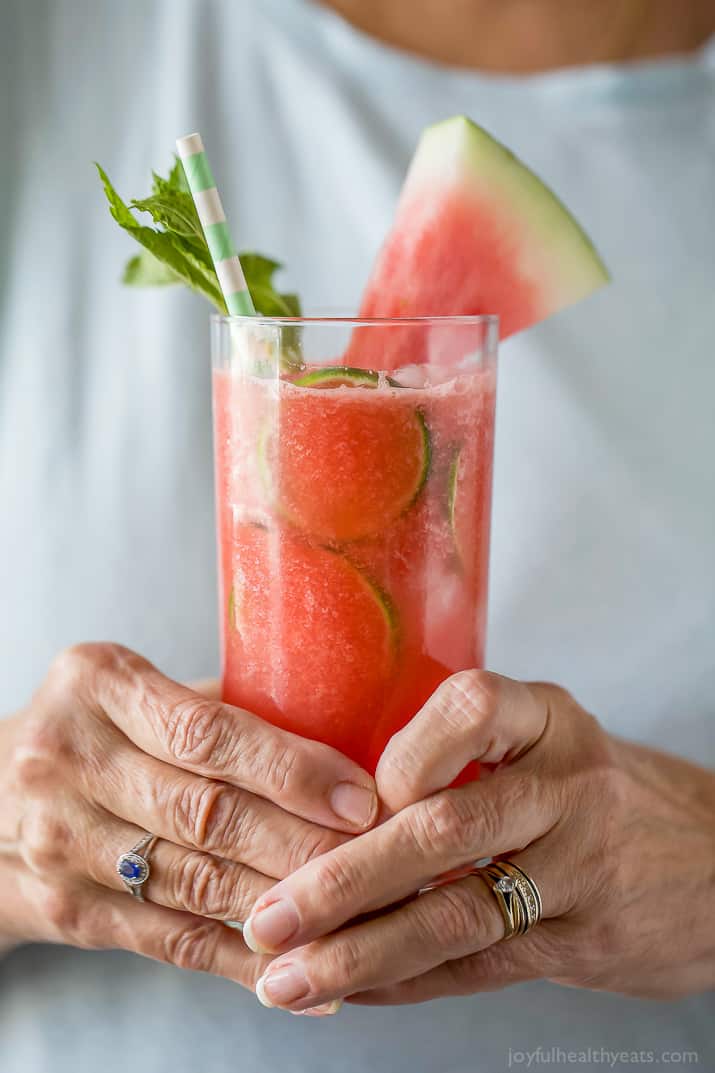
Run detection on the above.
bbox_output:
[260,368,431,543]
[447,446,466,564]
[293,366,382,388]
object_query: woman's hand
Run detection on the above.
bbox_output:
[241,670,715,1012]
[0,643,377,987]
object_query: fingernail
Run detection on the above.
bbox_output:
[330,782,377,828]
[244,898,299,954]
[256,964,309,1008]
[301,1000,342,1017]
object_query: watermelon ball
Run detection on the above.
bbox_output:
[223,522,398,766]
[259,367,431,544]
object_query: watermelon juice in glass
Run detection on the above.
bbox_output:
[212,314,498,775]
[96,119,606,776]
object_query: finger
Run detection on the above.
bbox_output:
[57,643,377,832]
[253,875,501,1010]
[346,924,561,1005]
[18,868,272,988]
[18,793,273,930]
[79,806,274,923]
[77,730,349,878]
[243,772,559,955]
[253,861,561,1011]
[376,670,549,812]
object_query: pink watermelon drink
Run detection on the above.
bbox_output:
[213,316,497,773]
[99,123,608,777]
[212,117,608,774]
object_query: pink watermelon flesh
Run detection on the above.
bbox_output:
[350,116,609,372]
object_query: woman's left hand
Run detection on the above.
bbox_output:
[241,671,715,1013]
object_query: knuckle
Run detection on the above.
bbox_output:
[593,745,629,804]
[284,827,343,876]
[422,884,482,951]
[261,742,304,801]
[314,851,359,904]
[321,934,362,988]
[47,644,95,693]
[21,804,73,876]
[409,792,472,857]
[36,881,83,941]
[162,918,222,974]
[425,669,503,756]
[170,851,237,917]
[163,698,227,768]
[576,917,628,979]
[483,772,533,839]
[377,738,422,790]
[13,715,70,793]
[449,669,501,722]
[48,642,120,695]
[172,778,242,852]
[573,737,629,827]
[468,784,506,848]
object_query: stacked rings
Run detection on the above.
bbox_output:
[473,859,543,940]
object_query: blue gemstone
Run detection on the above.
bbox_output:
[119,858,143,880]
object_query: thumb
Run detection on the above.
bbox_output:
[375,670,548,813]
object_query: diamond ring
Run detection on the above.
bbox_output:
[116,833,158,902]
[472,859,543,940]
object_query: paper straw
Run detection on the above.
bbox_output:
[176,132,256,316]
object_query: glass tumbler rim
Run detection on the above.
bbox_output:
[211,311,500,329]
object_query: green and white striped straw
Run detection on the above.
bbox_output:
[176,132,256,316]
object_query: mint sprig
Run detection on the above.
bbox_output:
[96,159,301,318]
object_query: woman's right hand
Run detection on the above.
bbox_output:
[0,643,378,987]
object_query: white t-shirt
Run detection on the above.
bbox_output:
[1,2,713,1070]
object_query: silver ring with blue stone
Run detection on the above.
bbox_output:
[116,833,158,901]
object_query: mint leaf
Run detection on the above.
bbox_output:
[123,251,180,287]
[96,160,302,319]
[240,254,301,317]
[240,254,282,289]
[96,163,227,311]
[154,157,191,195]
[130,192,207,246]
[280,294,301,317]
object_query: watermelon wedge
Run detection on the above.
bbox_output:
[353,116,609,370]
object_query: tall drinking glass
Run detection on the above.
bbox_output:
[211,314,498,775]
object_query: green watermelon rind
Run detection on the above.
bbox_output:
[403,116,610,311]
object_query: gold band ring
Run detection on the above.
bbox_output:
[472,859,543,940]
